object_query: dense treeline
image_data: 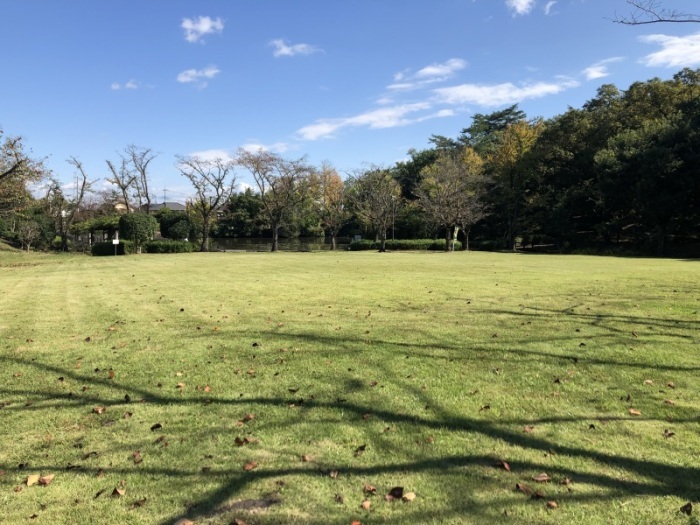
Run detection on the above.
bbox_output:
[1,68,699,255]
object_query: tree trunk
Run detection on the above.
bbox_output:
[379,230,387,252]
[656,224,666,256]
[461,227,470,251]
[271,225,280,252]
[200,221,209,252]
[330,230,336,251]
[444,228,451,252]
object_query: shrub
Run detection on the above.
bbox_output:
[348,239,462,251]
[119,213,158,252]
[143,240,194,254]
[91,240,135,256]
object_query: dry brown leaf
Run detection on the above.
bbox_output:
[546,500,558,509]
[133,451,143,464]
[26,474,40,487]
[354,444,367,457]
[387,486,404,500]
[560,477,572,486]
[667,382,676,389]
[173,520,195,525]
[38,474,54,486]
[533,473,551,483]
[664,399,676,405]
[363,484,377,494]
[360,500,371,511]
[644,379,653,385]
[176,382,186,389]
[664,429,675,438]
[112,487,125,497]
[242,461,257,471]
[402,492,417,502]
[629,408,642,416]
[108,370,115,379]
[301,454,312,462]
[204,385,212,393]
[495,459,511,472]
[92,406,106,415]
[241,413,255,423]
[516,482,533,495]
[523,425,535,433]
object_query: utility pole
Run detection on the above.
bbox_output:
[163,187,168,204]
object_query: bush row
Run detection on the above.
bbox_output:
[91,240,193,256]
[348,239,462,251]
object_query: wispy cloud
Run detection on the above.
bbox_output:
[433,78,578,107]
[111,79,139,90]
[240,142,291,153]
[544,1,557,15]
[506,0,536,16]
[177,65,221,87]
[270,39,323,57]
[297,102,451,141]
[582,57,624,80]
[640,32,700,68]
[388,58,467,91]
[188,149,235,163]
[182,16,224,43]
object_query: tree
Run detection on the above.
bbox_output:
[312,162,349,250]
[345,167,402,252]
[45,157,93,251]
[175,155,237,251]
[236,149,313,252]
[126,145,157,213]
[119,213,157,253]
[217,189,267,238]
[105,156,135,213]
[488,119,544,250]
[459,104,527,155]
[614,1,700,24]
[415,148,488,251]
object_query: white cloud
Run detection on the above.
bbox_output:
[111,79,139,90]
[434,78,579,107]
[270,39,322,57]
[506,0,536,15]
[582,57,624,80]
[297,102,447,141]
[544,1,556,15]
[182,16,224,43]
[188,149,235,163]
[388,58,467,91]
[640,33,700,68]
[177,65,221,87]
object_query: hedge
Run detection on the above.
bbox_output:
[91,240,135,256]
[348,239,462,251]
[143,240,194,254]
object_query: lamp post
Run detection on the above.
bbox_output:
[391,195,396,241]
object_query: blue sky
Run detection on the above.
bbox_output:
[3,0,700,201]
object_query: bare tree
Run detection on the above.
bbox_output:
[45,157,93,251]
[105,157,136,213]
[614,1,700,24]
[236,149,314,252]
[176,154,237,251]
[125,145,157,213]
[345,167,402,252]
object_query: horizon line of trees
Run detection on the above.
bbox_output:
[1,67,699,256]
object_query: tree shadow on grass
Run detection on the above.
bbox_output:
[1,349,699,524]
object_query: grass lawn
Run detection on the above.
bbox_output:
[0,249,698,525]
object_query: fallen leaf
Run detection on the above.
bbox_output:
[129,497,147,509]
[334,494,344,504]
[176,382,186,389]
[629,408,642,416]
[112,487,125,497]
[523,426,535,433]
[363,484,377,494]
[354,444,367,457]
[495,459,511,472]
[123,412,133,419]
[351,521,361,525]
[644,379,653,385]
[204,385,212,393]
[133,451,143,464]
[560,478,572,486]
[38,474,54,486]
[26,474,40,487]
[402,492,417,502]
[680,502,693,515]
[173,520,195,525]
[516,483,533,495]
[109,370,115,379]
[664,429,675,438]
[329,470,339,479]
[240,413,255,423]
[533,473,551,483]
[301,454,312,462]
[360,500,371,511]
[242,461,257,471]
[479,404,491,411]
[546,500,558,509]
[667,382,676,389]
[664,399,676,405]
[92,406,106,415]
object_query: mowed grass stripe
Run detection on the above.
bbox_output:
[0,251,698,524]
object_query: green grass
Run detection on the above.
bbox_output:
[0,250,698,525]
